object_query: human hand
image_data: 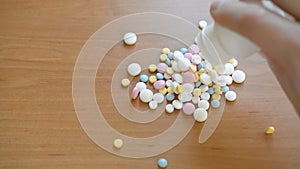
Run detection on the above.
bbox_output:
[210,0,300,114]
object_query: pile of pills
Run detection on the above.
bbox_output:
[123,43,246,123]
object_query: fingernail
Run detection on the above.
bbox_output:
[210,1,221,13]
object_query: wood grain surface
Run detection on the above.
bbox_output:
[1,0,300,169]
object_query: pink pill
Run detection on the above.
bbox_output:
[182,103,195,115]
[157,63,169,73]
[188,44,200,54]
[183,71,195,83]
[184,53,193,61]
[153,80,166,90]
[131,87,139,99]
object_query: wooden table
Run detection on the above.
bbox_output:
[1,0,300,168]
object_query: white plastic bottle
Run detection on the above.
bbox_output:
[197,22,260,69]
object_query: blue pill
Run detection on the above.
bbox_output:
[158,158,168,168]
[211,99,220,108]
[180,47,188,54]
[156,73,164,80]
[166,93,175,101]
[207,87,215,95]
[195,81,201,88]
[222,86,229,93]
[165,58,171,66]
[168,52,174,60]
[197,62,204,70]
[140,74,148,82]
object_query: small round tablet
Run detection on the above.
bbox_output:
[139,89,153,103]
[265,126,275,134]
[149,100,158,109]
[225,90,237,101]
[193,108,208,122]
[172,100,183,110]
[121,78,130,87]
[153,93,165,104]
[135,82,147,91]
[211,99,221,108]
[158,158,168,168]
[200,92,210,101]
[182,103,195,115]
[123,32,137,45]
[198,100,210,110]
[232,70,246,83]
[113,138,123,149]
[127,63,141,76]
[165,104,175,113]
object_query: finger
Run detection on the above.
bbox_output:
[210,0,300,60]
[272,0,300,21]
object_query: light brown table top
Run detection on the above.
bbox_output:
[1,0,300,169]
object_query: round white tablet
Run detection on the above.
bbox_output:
[178,92,193,102]
[200,92,210,101]
[200,73,212,85]
[198,20,208,29]
[225,75,233,85]
[193,108,208,122]
[225,90,237,101]
[232,70,246,83]
[149,100,158,109]
[139,89,153,103]
[153,93,165,104]
[127,63,141,76]
[123,32,137,45]
[182,83,194,93]
[192,96,200,104]
[172,100,183,110]
[135,82,147,91]
[225,63,235,75]
[198,100,210,110]
[165,104,175,113]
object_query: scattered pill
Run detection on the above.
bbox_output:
[157,63,169,73]
[182,103,195,115]
[159,88,167,95]
[192,96,200,104]
[198,20,208,29]
[153,80,166,90]
[200,92,210,101]
[156,73,164,80]
[162,48,170,54]
[135,82,147,91]
[166,93,175,101]
[232,70,246,83]
[121,78,130,87]
[113,138,123,149]
[224,63,235,75]
[193,108,208,122]
[193,88,202,97]
[265,126,275,134]
[225,90,237,101]
[149,75,157,83]
[148,64,157,73]
[153,93,165,104]
[160,54,168,62]
[178,92,193,102]
[149,100,158,109]
[140,74,149,83]
[127,63,141,76]
[131,87,139,99]
[212,93,221,100]
[198,100,210,110]
[211,99,221,108]
[165,104,175,113]
[158,158,168,168]
[172,100,183,109]
[188,44,200,54]
[183,71,195,84]
[180,47,188,54]
[200,73,212,85]
[168,52,174,60]
[221,86,229,93]
[139,89,153,103]
[123,32,137,45]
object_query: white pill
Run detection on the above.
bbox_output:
[174,73,183,84]
[192,96,200,104]
[165,104,175,113]
[166,80,173,87]
[200,73,212,85]
[173,51,184,60]
[123,32,137,45]
[225,90,237,101]
[193,108,208,122]
[127,63,141,76]
[178,92,193,102]
[182,83,194,93]
[153,93,165,104]
[149,100,158,109]
[172,100,183,110]
[177,58,191,72]
[191,55,201,64]
[225,75,233,85]
[199,85,209,92]
[216,75,226,86]
[200,92,210,101]
[198,20,208,29]
[172,61,181,72]
[198,100,210,110]
[136,82,147,91]
[225,63,235,75]
[204,62,212,72]
[139,89,153,103]
[232,70,246,83]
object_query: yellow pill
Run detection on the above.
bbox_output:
[167,86,174,94]
[166,67,174,75]
[113,138,123,149]
[198,68,205,75]
[160,54,168,62]
[159,88,167,95]
[121,78,130,87]
[162,48,170,54]
[265,126,275,134]
[212,93,221,100]
[149,75,157,83]
[215,89,223,95]
[228,58,235,64]
[193,88,202,97]
[189,65,197,73]
[148,64,157,73]
[176,85,184,94]
[208,83,213,87]
[194,73,200,82]
[213,85,221,90]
